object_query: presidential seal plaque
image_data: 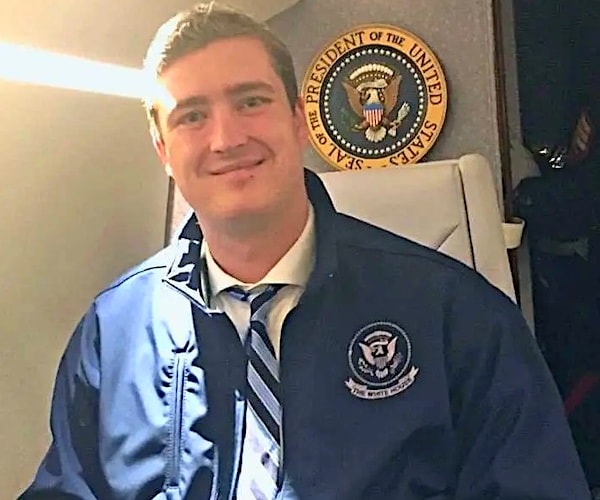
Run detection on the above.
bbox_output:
[302,25,448,170]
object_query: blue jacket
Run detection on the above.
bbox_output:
[22,171,590,499]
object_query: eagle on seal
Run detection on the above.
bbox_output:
[342,64,403,143]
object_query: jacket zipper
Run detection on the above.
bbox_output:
[163,278,248,499]
[166,353,186,493]
[228,394,247,500]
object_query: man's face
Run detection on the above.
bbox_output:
[153,36,308,226]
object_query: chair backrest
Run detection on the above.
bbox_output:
[317,153,516,301]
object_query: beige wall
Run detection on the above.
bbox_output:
[0,81,168,497]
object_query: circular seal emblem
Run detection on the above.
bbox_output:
[345,321,419,400]
[302,24,448,170]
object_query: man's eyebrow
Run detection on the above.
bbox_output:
[171,95,208,113]
[170,82,274,111]
[225,81,276,97]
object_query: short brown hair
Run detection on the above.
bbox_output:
[143,1,298,141]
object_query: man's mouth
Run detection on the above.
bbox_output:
[212,159,264,175]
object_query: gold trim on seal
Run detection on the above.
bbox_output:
[302,24,448,170]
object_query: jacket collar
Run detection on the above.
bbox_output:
[163,169,339,311]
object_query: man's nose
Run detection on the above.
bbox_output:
[209,107,248,153]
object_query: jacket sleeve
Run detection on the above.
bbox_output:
[19,305,107,499]
[447,277,591,499]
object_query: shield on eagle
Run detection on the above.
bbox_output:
[362,102,384,128]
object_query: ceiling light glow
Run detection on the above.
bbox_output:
[0,42,145,99]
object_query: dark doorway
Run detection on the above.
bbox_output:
[511,0,599,492]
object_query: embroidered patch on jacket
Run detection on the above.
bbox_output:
[346,321,419,400]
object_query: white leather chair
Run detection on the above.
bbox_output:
[317,153,517,301]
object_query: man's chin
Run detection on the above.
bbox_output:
[213,202,274,227]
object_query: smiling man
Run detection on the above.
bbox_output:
[21,2,591,499]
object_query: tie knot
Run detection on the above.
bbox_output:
[226,284,285,317]
[226,285,252,302]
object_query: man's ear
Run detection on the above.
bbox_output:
[151,129,172,177]
[163,160,173,177]
[293,97,309,145]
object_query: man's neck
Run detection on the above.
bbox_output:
[200,200,310,284]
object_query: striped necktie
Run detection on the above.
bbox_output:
[227,284,285,499]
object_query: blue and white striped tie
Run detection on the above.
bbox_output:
[228,284,285,499]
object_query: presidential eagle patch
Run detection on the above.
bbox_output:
[346,321,419,400]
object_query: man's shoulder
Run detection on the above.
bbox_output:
[334,212,471,275]
[95,243,177,301]
[332,212,516,306]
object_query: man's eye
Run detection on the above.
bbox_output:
[240,96,270,109]
[179,110,206,125]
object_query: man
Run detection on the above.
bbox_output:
[21,2,590,498]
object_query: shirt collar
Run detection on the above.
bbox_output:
[201,204,316,300]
